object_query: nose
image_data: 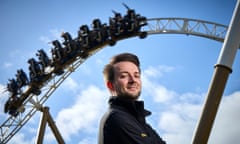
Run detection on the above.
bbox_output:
[128,75,136,83]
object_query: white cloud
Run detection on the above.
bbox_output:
[0,84,8,98]
[62,77,79,91]
[144,79,204,144]
[49,29,65,40]
[142,74,177,103]
[142,65,240,144]
[78,64,93,76]
[150,85,240,144]
[153,85,177,103]
[143,65,175,78]
[3,62,13,68]
[0,84,9,117]
[159,112,194,143]
[142,65,178,103]
[208,91,240,144]
[46,85,108,143]
[95,58,104,66]
[9,133,34,144]
[8,49,21,57]
[158,102,202,143]
[39,36,51,44]
[39,28,65,44]
[1,65,239,144]
[78,137,96,144]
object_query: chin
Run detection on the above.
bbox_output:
[129,94,140,100]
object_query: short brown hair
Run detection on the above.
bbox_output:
[103,53,141,82]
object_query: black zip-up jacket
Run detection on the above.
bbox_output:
[98,96,166,144]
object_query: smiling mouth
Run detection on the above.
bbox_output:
[128,87,138,90]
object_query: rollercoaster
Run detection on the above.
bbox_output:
[1,2,239,144]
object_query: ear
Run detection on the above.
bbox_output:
[107,81,114,90]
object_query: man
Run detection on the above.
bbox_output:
[98,53,166,144]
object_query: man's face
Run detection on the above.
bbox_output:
[112,61,142,100]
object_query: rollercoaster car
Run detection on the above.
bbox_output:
[7,78,19,96]
[28,58,44,82]
[62,32,76,54]
[77,22,110,55]
[61,32,84,58]
[51,40,65,62]
[109,7,148,40]
[16,69,29,88]
[91,18,110,44]
[4,95,20,117]
[122,7,148,38]
[78,25,91,49]
[109,12,124,38]
[36,49,51,70]
[51,38,83,75]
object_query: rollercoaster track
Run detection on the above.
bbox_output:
[0,17,230,143]
[146,17,228,42]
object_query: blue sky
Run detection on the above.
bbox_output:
[0,0,240,144]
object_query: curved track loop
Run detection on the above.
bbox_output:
[146,18,227,42]
[0,17,228,143]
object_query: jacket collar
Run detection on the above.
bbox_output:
[109,96,151,118]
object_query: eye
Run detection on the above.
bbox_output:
[119,73,128,79]
[134,73,140,78]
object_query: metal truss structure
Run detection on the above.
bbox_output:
[145,17,227,42]
[0,17,229,144]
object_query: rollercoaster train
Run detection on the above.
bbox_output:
[3,4,148,117]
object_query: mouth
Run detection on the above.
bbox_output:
[127,86,138,91]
